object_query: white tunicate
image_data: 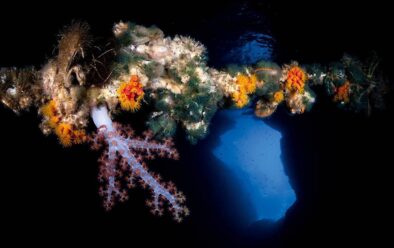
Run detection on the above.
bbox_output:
[91,105,114,131]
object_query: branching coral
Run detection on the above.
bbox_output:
[91,106,187,221]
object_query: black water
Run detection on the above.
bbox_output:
[1,1,393,247]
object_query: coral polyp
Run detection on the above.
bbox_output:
[232,88,250,108]
[55,123,74,146]
[232,73,257,108]
[238,74,257,94]
[117,75,144,112]
[41,100,58,117]
[333,81,351,103]
[285,66,307,92]
[41,99,87,146]
[55,122,87,146]
[273,90,284,103]
[41,100,60,128]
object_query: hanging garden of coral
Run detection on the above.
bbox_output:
[0,21,389,222]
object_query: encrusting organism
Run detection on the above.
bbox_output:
[0,67,41,113]
[231,73,257,108]
[333,80,351,104]
[117,75,144,111]
[273,90,284,103]
[41,99,87,146]
[284,65,307,93]
[0,21,390,221]
[110,22,225,144]
[1,22,190,221]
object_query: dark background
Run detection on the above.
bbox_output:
[0,0,393,247]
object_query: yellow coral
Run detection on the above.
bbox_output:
[236,74,257,94]
[41,100,61,128]
[55,123,73,147]
[41,100,58,118]
[285,66,307,92]
[117,75,144,112]
[231,73,257,108]
[273,91,284,103]
[72,129,87,144]
[55,122,87,146]
[41,99,86,146]
[48,116,60,128]
[232,89,249,108]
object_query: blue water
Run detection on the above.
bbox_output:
[220,31,274,65]
[212,108,295,222]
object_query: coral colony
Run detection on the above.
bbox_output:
[91,106,184,220]
[0,22,389,221]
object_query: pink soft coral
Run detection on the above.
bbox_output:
[91,106,188,222]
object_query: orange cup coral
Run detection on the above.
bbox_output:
[55,123,74,146]
[117,75,144,112]
[231,73,257,108]
[41,100,60,128]
[273,90,284,103]
[333,81,351,103]
[285,66,307,92]
[41,99,87,146]
[232,89,249,108]
[55,123,87,147]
